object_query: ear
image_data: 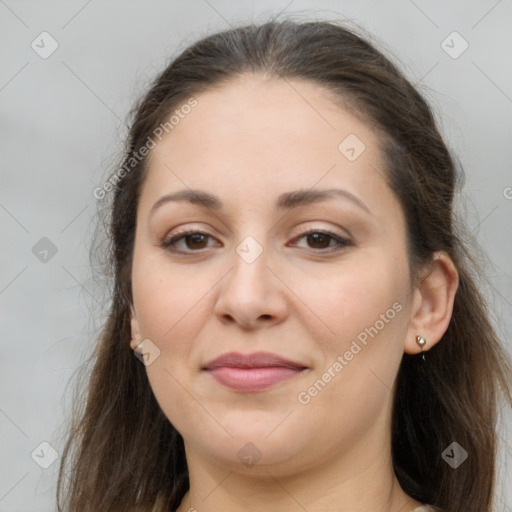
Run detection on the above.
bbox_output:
[130,305,142,351]
[404,251,459,355]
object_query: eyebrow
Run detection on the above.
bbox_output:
[149,188,372,216]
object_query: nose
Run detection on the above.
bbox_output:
[214,238,289,330]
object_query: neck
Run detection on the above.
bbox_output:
[175,427,422,512]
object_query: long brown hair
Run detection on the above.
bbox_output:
[56,18,512,512]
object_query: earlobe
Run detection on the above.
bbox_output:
[404,251,459,355]
[130,305,141,351]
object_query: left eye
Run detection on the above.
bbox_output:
[161,229,351,254]
[291,230,351,252]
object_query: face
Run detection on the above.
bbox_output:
[130,74,415,476]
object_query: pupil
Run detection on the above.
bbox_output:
[308,233,329,248]
[188,234,206,249]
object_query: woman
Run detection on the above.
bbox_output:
[56,18,512,512]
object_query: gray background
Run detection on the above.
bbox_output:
[1,1,511,510]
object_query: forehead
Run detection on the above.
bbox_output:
[139,74,398,219]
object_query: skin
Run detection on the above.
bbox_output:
[129,74,459,512]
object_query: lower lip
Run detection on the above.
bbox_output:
[205,366,305,392]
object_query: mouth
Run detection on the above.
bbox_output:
[202,351,308,392]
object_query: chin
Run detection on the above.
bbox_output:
[211,439,304,473]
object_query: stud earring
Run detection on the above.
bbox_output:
[416,335,427,361]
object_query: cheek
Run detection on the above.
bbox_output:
[131,254,209,361]
[292,257,407,441]
[291,249,410,413]
[131,259,214,431]
[291,249,408,346]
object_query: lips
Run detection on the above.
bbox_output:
[202,351,308,392]
[203,351,306,370]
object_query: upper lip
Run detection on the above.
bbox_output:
[202,351,307,370]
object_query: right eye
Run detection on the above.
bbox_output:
[160,230,218,253]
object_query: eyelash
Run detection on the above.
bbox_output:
[160,228,352,255]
